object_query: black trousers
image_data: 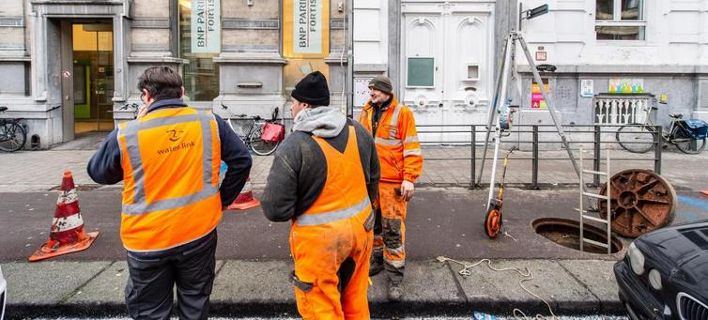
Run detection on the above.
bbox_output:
[125,231,217,320]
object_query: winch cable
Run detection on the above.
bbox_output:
[435,256,558,320]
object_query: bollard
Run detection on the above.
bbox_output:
[593,125,601,187]
[532,125,539,190]
[470,125,477,189]
[654,125,662,174]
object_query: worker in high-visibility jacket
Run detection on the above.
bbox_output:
[357,75,423,302]
[87,66,252,320]
[262,71,380,319]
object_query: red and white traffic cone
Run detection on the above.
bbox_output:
[29,171,99,262]
[227,178,260,210]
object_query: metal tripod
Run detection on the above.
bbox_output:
[480,29,582,209]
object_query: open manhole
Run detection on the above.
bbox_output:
[533,218,624,254]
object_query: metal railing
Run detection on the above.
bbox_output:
[225,114,662,188]
[417,124,662,189]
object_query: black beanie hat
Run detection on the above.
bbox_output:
[291,71,330,106]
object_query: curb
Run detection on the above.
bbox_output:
[6,299,625,319]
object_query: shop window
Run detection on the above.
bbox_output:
[407,57,434,87]
[179,0,221,101]
[595,0,645,40]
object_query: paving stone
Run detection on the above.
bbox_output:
[3,261,112,305]
[450,259,598,313]
[369,259,463,304]
[211,260,294,303]
[557,260,620,309]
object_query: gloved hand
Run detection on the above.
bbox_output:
[400,180,415,201]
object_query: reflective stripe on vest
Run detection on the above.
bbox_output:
[120,110,217,215]
[373,104,403,147]
[296,197,371,226]
[388,104,402,140]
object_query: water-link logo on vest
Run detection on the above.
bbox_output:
[157,140,196,155]
[167,129,184,142]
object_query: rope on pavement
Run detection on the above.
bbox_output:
[435,256,557,320]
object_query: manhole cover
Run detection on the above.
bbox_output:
[532,218,623,254]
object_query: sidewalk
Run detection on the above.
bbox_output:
[3,258,621,318]
[0,146,706,192]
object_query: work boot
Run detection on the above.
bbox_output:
[387,281,403,302]
[369,255,384,276]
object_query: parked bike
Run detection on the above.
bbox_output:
[0,106,27,152]
[121,103,140,119]
[220,104,284,156]
[615,104,707,154]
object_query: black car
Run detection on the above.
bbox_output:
[614,220,708,320]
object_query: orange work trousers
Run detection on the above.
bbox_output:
[373,182,408,282]
[289,210,374,319]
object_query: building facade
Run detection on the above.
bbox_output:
[354,0,708,143]
[0,0,346,148]
[1,0,707,148]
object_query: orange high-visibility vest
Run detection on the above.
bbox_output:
[358,97,423,183]
[117,107,222,252]
[295,125,371,226]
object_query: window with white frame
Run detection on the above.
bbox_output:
[595,0,645,40]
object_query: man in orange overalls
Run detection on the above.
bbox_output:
[357,75,423,302]
[262,71,380,319]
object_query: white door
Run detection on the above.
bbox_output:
[401,2,494,143]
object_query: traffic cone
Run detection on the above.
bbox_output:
[29,171,99,262]
[227,177,260,210]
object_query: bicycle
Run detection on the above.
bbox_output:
[121,103,140,119]
[220,104,283,156]
[0,106,27,152]
[615,104,707,154]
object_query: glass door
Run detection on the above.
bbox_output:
[72,22,114,134]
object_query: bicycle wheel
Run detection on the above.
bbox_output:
[249,124,280,156]
[672,127,706,154]
[0,122,26,152]
[616,124,655,153]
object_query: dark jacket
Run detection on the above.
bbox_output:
[261,118,380,222]
[87,98,252,209]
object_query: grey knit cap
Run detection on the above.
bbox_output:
[368,75,393,94]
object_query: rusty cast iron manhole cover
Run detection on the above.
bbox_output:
[598,169,676,238]
[533,218,623,254]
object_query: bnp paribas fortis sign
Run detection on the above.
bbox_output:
[191,0,221,53]
[282,0,330,90]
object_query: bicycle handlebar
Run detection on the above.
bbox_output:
[221,104,275,122]
[121,103,139,110]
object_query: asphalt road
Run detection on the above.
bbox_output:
[1,187,706,263]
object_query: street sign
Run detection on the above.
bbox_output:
[528,4,549,20]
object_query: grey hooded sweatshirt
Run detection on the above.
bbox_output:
[261,107,380,222]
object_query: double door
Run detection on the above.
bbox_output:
[401,2,494,142]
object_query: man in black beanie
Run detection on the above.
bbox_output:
[261,71,381,318]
